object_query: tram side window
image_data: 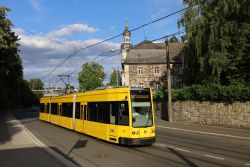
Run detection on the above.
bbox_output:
[61,103,73,117]
[88,103,97,121]
[97,102,110,123]
[110,103,116,124]
[87,101,128,125]
[50,103,58,115]
[87,102,110,123]
[84,105,87,120]
[75,102,81,119]
[112,102,129,126]
[45,104,49,113]
[40,103,45,113]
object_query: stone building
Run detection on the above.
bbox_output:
[121,25,185,93]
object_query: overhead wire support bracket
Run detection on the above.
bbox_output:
[57,74,70,94]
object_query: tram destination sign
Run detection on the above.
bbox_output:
[130,89,151,102]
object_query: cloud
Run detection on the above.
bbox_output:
[151,8,167,19]
[12,28,26,35]
[151,0,182,20]
[48,24,98,38]
[29,0,44,14]
[17,29,120,87]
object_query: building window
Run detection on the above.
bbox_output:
[154,67,160,74]
[178,67,183,75]
[156,82,160,90]
[138,83,144,87]
[173,66,183,76]
[138,67,144,75]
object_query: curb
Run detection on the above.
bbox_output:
[10,114,79,167]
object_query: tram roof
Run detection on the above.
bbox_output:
[41,86,151,99]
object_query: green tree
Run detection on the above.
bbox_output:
[109,69,122,86]
[29,78,44,90]
[179,0,250,85]
[78,62,105,90]
[70,85,75,91]
[29,78,44,99]
[169,35,179,43]
[0,7,24,108]
[0,7,37,109]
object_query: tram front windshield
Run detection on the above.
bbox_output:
[130,89,153,128]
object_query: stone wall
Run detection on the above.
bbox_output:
[128,64,164,88]
[154,100,250,129]
[125,64,183,90]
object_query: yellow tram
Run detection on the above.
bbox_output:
[39,87,155,145]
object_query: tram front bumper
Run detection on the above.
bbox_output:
[119,137,155,145]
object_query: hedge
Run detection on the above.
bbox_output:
[155,84,250,101]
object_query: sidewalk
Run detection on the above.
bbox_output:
[155,119,250,140]
[0,112,76,167]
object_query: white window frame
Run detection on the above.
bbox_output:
[154,66,160,75]
[138,66,144,75]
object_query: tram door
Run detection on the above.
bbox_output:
[81,102,87,133]
[109,104,118,143]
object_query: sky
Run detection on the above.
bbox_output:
[1,0,183,88]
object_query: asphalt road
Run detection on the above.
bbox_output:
[13,110,250,167]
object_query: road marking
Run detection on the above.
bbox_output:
[171,147,190,152]
[153,143,190,152]
[156,125,250,140]
[204,154,224,160]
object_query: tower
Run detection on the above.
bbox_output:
[121,19,131,62]
[121,19,132,86]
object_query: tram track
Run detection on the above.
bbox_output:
[14,111,250,167]
[102,141,188,166]
[156,133,250,162]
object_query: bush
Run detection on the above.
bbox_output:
[156,84,250,101]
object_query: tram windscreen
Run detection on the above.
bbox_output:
[130,89,153,127]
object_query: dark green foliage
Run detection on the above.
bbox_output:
[109,69,122,86]
[0,6,38,109]
[169,36,179,43]
[155,87,166,99]
[70,85,75,91]
[29,78,44,99]
[171,84,250,101]
[155,84,250,101]
[29,78,44,90]
[179,0,250,85]
[20,80,39,107]
[78,62,105,90]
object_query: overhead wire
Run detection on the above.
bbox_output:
[41,0,207,81]
[61,19,224,83]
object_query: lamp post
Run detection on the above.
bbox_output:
[165,39,173,123]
